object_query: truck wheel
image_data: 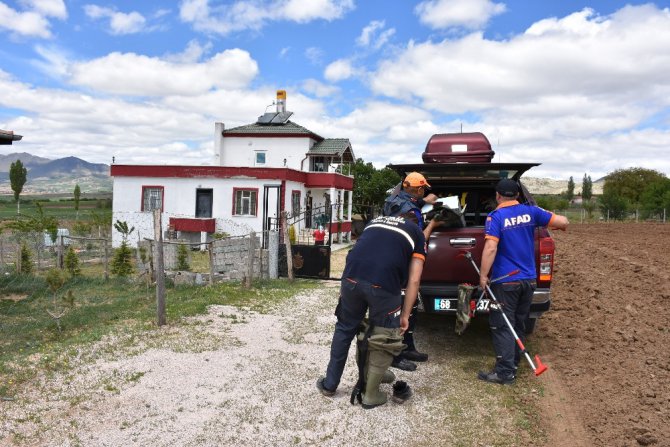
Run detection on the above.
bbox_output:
[525,317,537,334]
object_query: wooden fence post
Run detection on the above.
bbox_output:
[153,209,166,326]
[57,235,64,269]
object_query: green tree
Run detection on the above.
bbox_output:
[582,200,596,219]
[9,160,27,214]
[566,176,575,202]
[111,220,135,277]
[639,177,670,218]
[603,168,666,207]
[176,243,190,271]
[74,184,81,219]
[351,158,401,216]
[5,202,59,243]
[535,195,557,211]
[19,243,33,274]
[582,174,593,202]
[599,192,629,220]
[64,246,82,277]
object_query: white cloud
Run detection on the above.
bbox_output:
[324,59,357,82]
[301,79,339,98]
[415,0,506,30]
[357,20,395,50]
[164,40,213,64]
[304,47,324,65]
[68,48,259,96]
[20,0,67,19]
[179,0,355,35]
[84,4,146,35]
[0,0,66,38]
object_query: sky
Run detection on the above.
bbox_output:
[1,0,670,180]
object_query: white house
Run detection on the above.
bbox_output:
[110,91,355,247]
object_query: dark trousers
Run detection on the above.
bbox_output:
[323,278,402,390]
[489,280,535,378]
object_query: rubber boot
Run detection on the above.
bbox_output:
[361,371,387,409]
[382,369,395,384]
[362,349,394,409]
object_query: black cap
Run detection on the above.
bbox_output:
[496,179,519,197]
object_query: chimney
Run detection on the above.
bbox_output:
[276,90,286,113]
[215,122,225,165]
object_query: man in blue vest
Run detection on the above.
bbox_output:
[478,178,569,384]
[383,172,441,371]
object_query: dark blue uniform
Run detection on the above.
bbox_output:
[484,201,555,379]
[322,216,426,391]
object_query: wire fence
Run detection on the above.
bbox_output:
[557,208,667,223]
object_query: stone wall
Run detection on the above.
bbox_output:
[210,235,269,281]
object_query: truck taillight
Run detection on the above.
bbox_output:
[539,237,555,282]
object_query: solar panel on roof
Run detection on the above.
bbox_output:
[270,111,293,124]
[257,113,278,124]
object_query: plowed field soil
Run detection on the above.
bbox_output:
[541,223,670,447]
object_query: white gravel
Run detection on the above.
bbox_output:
[1,279,520,447]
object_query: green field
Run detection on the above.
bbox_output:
[0,196,112,222]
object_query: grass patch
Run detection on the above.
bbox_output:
[0,273,317,398]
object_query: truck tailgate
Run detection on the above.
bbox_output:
[423,227,486,285]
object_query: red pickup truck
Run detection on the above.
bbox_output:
[390,132,556,333]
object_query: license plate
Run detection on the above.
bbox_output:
[434,298,456,311]
[474,299,499,312]
[475,299,491,312]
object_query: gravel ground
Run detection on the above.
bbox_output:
[1,247,528,447]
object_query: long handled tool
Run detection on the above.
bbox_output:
[472,269,521,312]
[463,251,548,376]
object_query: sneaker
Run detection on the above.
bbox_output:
[477,370,515,385]
[402,349,429,362]
[391,380,413,404]
[316,377,336,396]
[391,357,417,372]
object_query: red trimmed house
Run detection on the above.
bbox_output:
[110,91,354,247]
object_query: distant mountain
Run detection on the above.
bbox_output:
[0,153,111,194]
[522,176,604,196]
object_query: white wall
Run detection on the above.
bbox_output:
[220,136,311,170]
[111,176,317,247]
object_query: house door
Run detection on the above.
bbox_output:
[262,185,281,246]
[195,189,213,217]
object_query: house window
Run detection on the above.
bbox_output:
[142,186,164,211]
[233,188,258,216]
[255,151,266,166]
[291,190,301,217]
[196,189,213,218]
[311,156,327,172]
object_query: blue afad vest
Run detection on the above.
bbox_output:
[383,190,420,217]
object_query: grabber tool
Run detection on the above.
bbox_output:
[462,251,548,376]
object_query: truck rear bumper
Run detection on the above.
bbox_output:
[419,285,551,318]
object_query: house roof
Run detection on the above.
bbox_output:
[0,129,23,145]
[223,120,324,141]
[308,138,355,162]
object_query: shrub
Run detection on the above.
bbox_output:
[64,246,81,277]
[111,241,134,277]
[176,243,190,271]
[20,243,33,274]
